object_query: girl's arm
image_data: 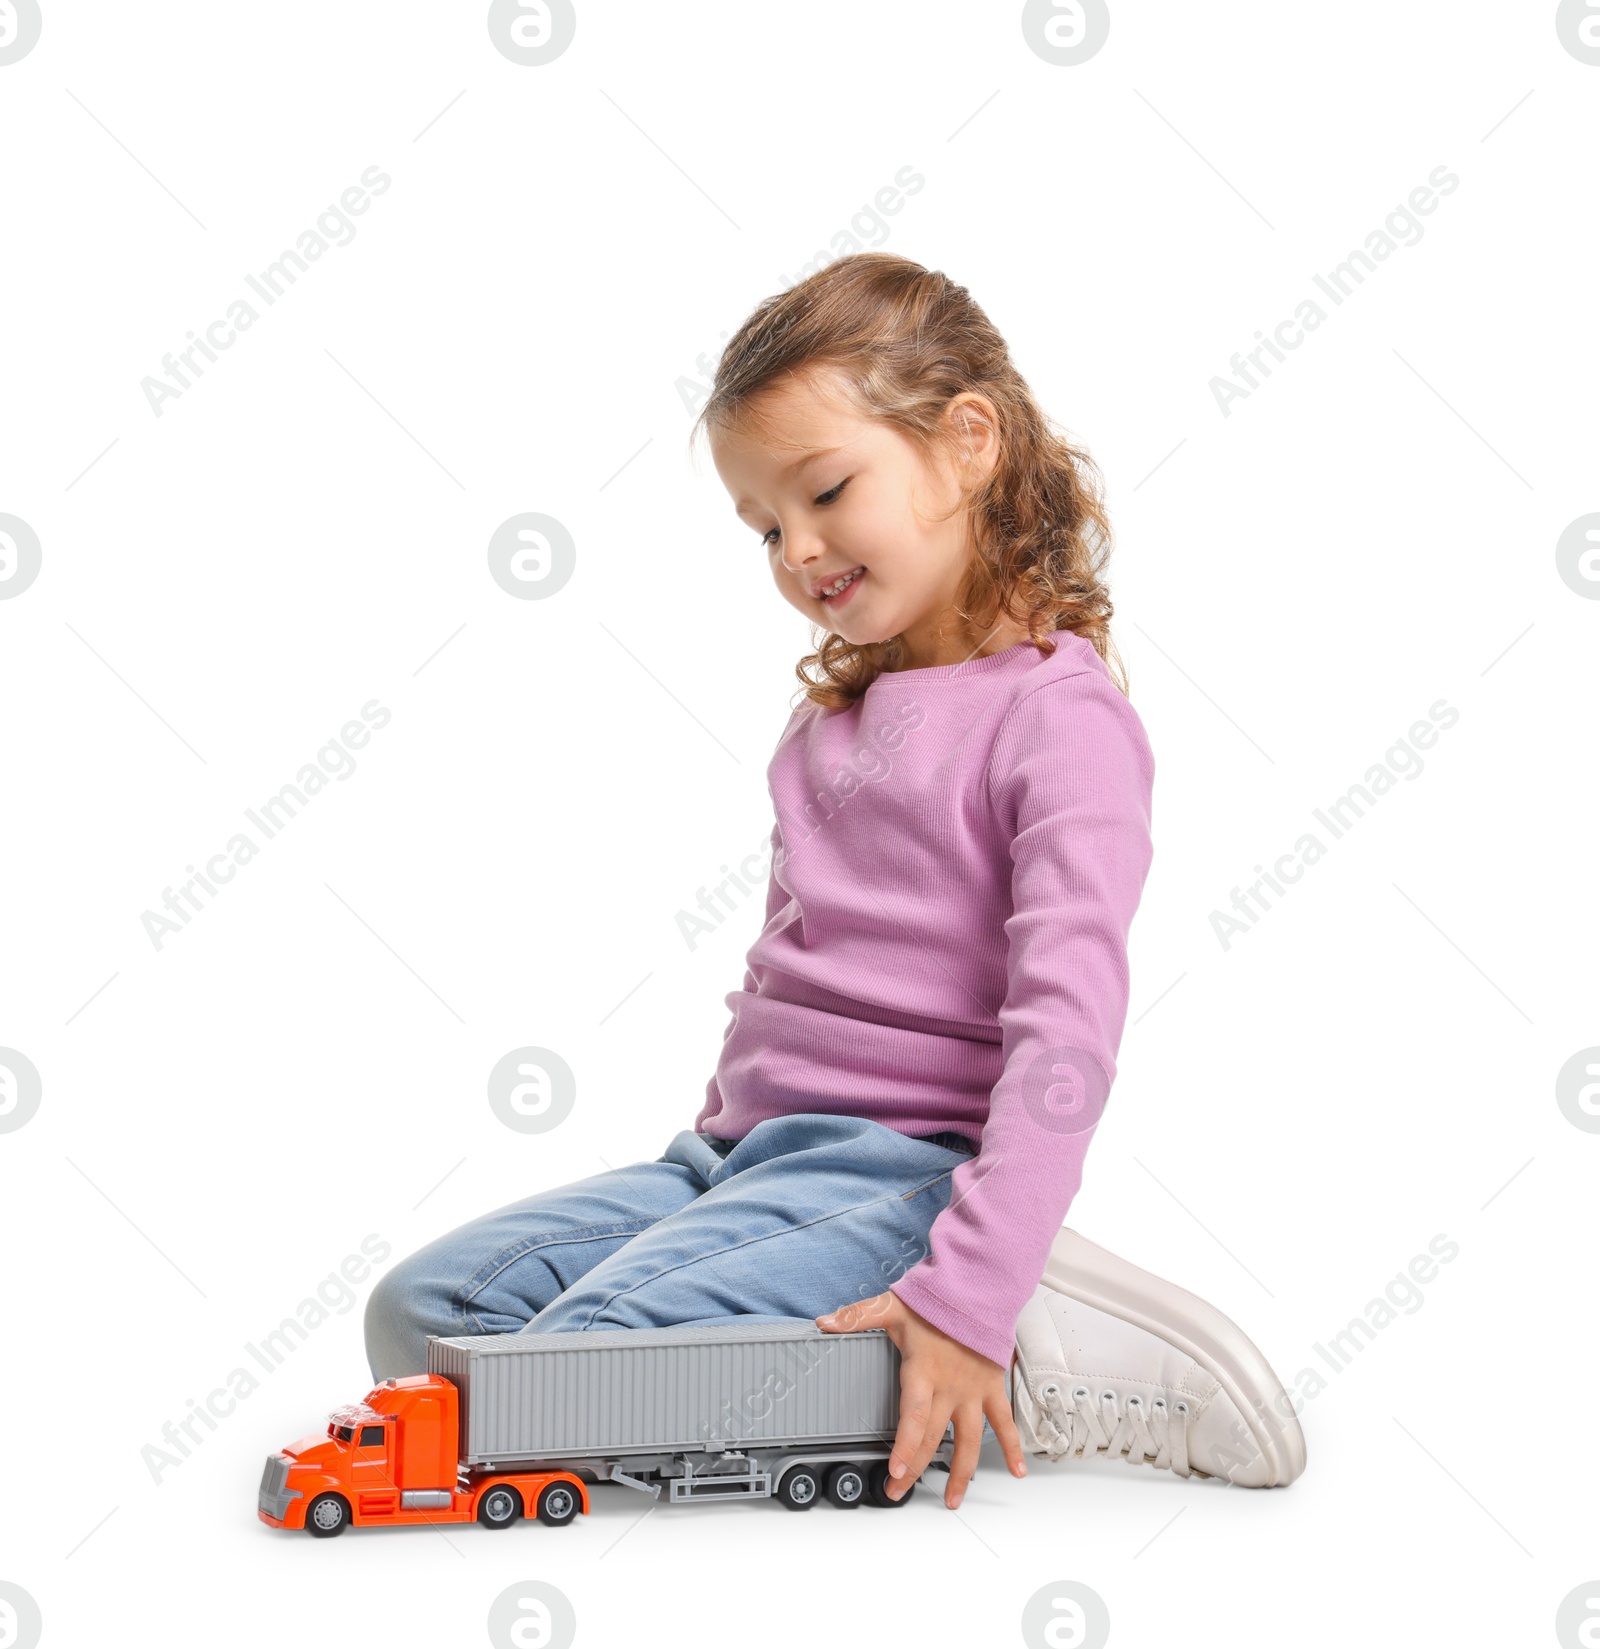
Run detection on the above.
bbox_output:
[826,665,1155,1507]
[889,665,1156,1363]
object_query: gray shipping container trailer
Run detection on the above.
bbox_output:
[427,1321,953,1506]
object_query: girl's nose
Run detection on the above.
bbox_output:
[780,532,821,576]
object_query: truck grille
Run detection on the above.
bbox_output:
[258,1453,302,1521]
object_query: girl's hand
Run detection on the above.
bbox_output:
[816,1290,1028,1509]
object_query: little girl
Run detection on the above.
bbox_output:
[366,253,1304,1510]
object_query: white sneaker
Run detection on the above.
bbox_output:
[1011,1227,1307,1488]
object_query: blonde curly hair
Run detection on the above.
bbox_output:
[690,252,1128,709]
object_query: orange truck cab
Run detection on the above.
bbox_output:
[258,1373,587,1537]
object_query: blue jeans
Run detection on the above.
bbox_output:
[364,1112,977,1384]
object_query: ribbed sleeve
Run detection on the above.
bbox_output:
[887,670,1156,1365]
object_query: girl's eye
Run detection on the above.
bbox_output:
[758,479,850,548]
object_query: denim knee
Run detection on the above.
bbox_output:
[364,1247,450,1382]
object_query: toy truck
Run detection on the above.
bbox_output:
[258,1320,954,1535]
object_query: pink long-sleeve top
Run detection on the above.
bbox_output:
[692,628,1156,1368]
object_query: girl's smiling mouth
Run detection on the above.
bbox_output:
[818,566,866,608]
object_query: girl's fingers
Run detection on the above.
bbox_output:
[892,1403,961,1501]
[849,1292,898,1330]
[987,1387,1030,1478]
[945,1402,986,1508]
[817,1291,898,1335]
[893,1413,953,1501]
[886,1383,936,1497]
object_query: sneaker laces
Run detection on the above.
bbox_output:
[1027,1379,1193,1477]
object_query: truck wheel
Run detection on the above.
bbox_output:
[536,1482,579,1527]
[866,1462,915,1508]
[775,1465,820,1510]
[478,1486,523,1529]
[305,1493,350,1537]
[825,1463,867,1507]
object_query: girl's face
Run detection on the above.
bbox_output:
[710,367,1011,668]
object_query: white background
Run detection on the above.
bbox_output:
[1,2,1596,1646]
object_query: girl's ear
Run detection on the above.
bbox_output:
[947,392,1000,463]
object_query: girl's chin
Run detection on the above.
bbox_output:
[829,621,898,645]
[824,604,901,647]
[802,593,901,646]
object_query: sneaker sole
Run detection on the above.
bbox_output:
[1039,1226,1307,1487]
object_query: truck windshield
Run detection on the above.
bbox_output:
[327,1423,355,1443]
